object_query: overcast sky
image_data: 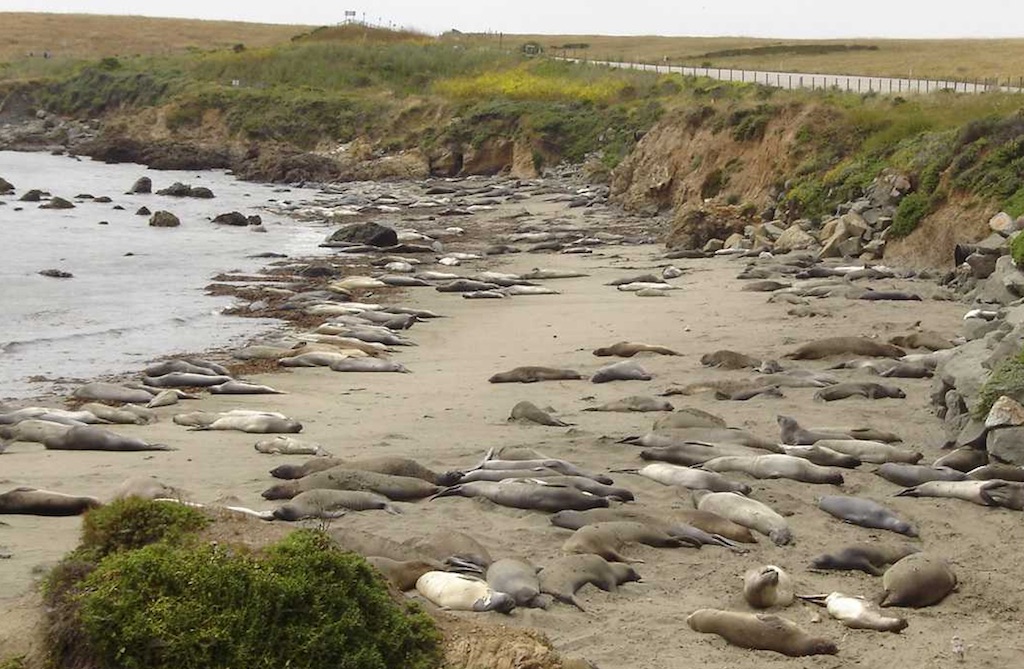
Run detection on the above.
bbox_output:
[2,1,1022,38]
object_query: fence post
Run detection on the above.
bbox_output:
[799,76,803,89]
[858,78,861,93]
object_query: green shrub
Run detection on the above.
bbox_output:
[975,350,1024,418]
[890,192,932,237]
[1005,188,1024,219]
[80,497,208,559]
[1012,232,1024,266]
[71,530,440,669]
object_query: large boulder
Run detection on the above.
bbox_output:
[666,204,751,250]
[774,225,817,254]
[128,177,152,194]
[326,222,397,248]
[40,196,74,209]
[212,212,249,226]
[987,427,1024,465]
[19,189,44,202]
[157,182,191,197]
[990,211,1019,236]
[149,211,180,228]
[189,186,214,199]
[0,177,13,194]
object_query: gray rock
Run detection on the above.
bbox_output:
[986,395,1024,429]
[190,186,214,199]
[774,225,817,253]
[937,338,994,408]
[957,417,989,447]
[990,211,1018,236]
[702,238,725,253]
[128,177,152,194]
[326,222,398,248]
[135,206,151,216]
[19,189,44,202]
[0,177,13,194]
[973,256,1020,305]
[987,426,1024,465]
[212,211,249,226]
[156,182,191,197]
[963,317,1002,341]
[149,211,180,228]
[39,196,74,209]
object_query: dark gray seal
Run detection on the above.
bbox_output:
[818,495,918,536]
[489,366,583,383]
[43,426,172,451]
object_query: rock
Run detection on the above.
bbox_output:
[94,196,112,203]
[326,222,398,248]
[762,222,784,239]
[838,236,864,258]
[990,212,1018,236]
[937,338,992,408]
[128,176,152,194]
[190,186,214,199]
[40,197,74,209]
[774,225,818,253]
[973,256,1020,305]
[723,233,747,250]
[247,215,262,226]
[963,317,1002,341]
[702,239,725,253]
[429,149,463,178]
[149,211,180,228]
[38,269,73,278]
[19,189,44,202]
[987,426,1024,465]
[861,239,886,260]
[135,206,151,216]
[157,182,191,197]
[986,396,1024,429]
[212,211,249,226]
[666,204,752,250]
[966,252,999,280]
[957,417,989,447]
[0,177,14,193]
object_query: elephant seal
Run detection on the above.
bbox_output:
[405,531,493,572]
[431,481,609,512]
[591,361,652,383]
[562,521,687,562]
[109,477,185,502]
[366,557,440,591]
[272,489,400,520]
[879,363,934,379]
[549,508,743,551]
[209,380,285,395]
[933,447,988,472]
[485,558,550,608]
[686,609,837,657]
[584,396,673,412]
[509,401,571,427]
[143,372,234,388]
[968,464,1024,481]
[652,409,726,430]
[73,382,155,404]
[786,337,905,360]
[778,444,861,469]
[880,553,957,607]
[875,463,967,487]
[897,479,1024,510]
[43,426,171,451]
[700,454,844,485]
[813,439,922,464]
[329,358,409,373]
[0,487,101,516]
[144,359,226,377]
[78,403,156,425]
[798,593,908,632]
[692,490,794,545]
[489,366,583,383]
[436,279,501,293]
[626,427,779,452]
[777,415,902,445]
[279,352,360,367]
[415,572,515,613]
[633,463,752,494]
[254,436,329,456]
[743,565,794,609]
[593,341,680,357]
[700,350,771,370]
[521,476,633,501]
[262,469,439,501]
[471,456,612,483]
[814,382,905,401]
[145,390,180,408]
[858,290,922,301]
[638,443,760,467]
[538,554,641,611]
[810,543,920,576]
[193,414,302,434]
[0,419,71,445]
[270,457,458,486]
[818,495,917,536]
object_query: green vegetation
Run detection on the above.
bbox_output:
[43,500,441,669]
[697,43,879,60]
[975,349,1024,418]
[1012,232,1024,266]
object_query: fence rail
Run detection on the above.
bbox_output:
[559,57,1023,96]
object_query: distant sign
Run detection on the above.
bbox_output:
[344,10,356,17]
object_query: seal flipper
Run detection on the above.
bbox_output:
[796,594,829,606]
[429,485,463,501]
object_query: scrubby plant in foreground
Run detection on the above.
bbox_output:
[975,349,1024,418]
[79,496,208,558]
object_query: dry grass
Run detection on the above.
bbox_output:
[0,12,311,62]
[463,33,1024,82]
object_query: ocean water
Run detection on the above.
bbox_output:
[0,151,329,400]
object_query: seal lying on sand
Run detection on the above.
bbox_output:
[538,554,641,611]
[798,593,908,632]
[743,566,794,609]
[485,558,550,609]
[686,609,838,657]
[43,426,171,451]
[810,543,920,576]
[881,553,957,607]
[508,401,572,426]
[0,487,101,516]
[593,342,680,357]
[489,367,583,383]
[415,572,515,613]
[431,481,609,512]
[818,495,918,536]
[692,490,794,545]
[591,361,652,383]
[562,521,689,563]
[785,337,905,360]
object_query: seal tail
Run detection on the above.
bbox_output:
[795,594,829,606]
[609,468,640,474]
[618,435,641,445]
[894,486,920,497]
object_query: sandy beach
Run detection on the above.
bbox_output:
[2,182,1022,668]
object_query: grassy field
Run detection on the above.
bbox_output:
[0,13,309,62]
[464,33,1024,83]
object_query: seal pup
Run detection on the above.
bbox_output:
[508,401,572,427]
[0,419,71,445]
[880,553,957,607]
[875,463,966,487]
[518,476,633,501]
[591,361,652,383]
[897,479,1024,510]
[405,532,493,572]
[699,454,844,485]
[269,456,456,485]
[538,554,641,611]
[73,382,155,404]
[43,426,171,451]
[593,342,679,357]
[78,403,156,425]
[686,609,837,657]
[470,454,612,483]
[798,593,908,632]
[209,380,285,395]
[818,495,918,536]
[692,490,794,545]
[142,372,234,388]
[630,463,752,494]
[489,366,583,383]
[109,477,185,502]
[810,543,920,576]
[254,436,330,456]
[651,409,726,430]
[0,487,101,516]
[415,572,515,613]
[431,481,610,512]
[584,396,673,412]
[272,489,400,520]
[814,439,922,464]
[743,566,794,609]
[191,414,302,434]
[700,350,774,370]
[814,382,905,402]
[485,559,551,608]
[562,521,688,562]
[786,337,905,360]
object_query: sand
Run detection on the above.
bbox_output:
[2,188,1023,668]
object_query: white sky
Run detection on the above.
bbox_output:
[0,0,1021,38]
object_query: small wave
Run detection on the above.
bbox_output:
[0,313,217,354]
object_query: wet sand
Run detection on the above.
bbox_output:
[2,187,1022,668]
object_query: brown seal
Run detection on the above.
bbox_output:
[692,490,794,545]
[0,487,101,516]
[431,480,610,512]
[261,469,439,501]
[509,400,572,426]
[686,609,838,657]
[700,454,844,485]
[489,366,583,383]
[743,566,795,609]
[485,558,550,608]
[562,521,686,562]
[810,543,920,576]
[932,446,988,472]
[538,554,641,611]
[785,336,905,360]
[592,341,680,357]
[269,456,458,486]
[272,489,399,520]
[881,553,957,607]
[700,350,774,370]
[813,382,906,401]
[366,556,441,591]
